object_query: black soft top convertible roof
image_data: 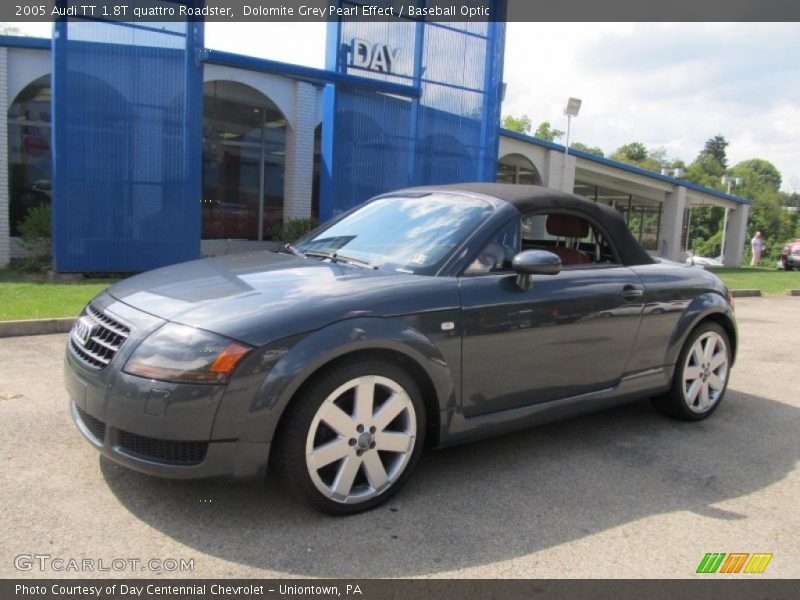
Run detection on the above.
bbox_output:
[401,182,656,266]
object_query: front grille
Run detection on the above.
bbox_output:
[118,430,208,466]
[69,304,131,369]
[76,406,106,443]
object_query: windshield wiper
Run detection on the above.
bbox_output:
[304,251,375,269]
[333,253,376,269]
[280,243,304,258]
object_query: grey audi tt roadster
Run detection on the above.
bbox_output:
[66,183,737,514]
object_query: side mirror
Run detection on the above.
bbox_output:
[512,250,561,290]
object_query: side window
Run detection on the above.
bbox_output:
[521,212,618,267]
[464,219,521,275]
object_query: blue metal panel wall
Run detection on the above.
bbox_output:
[320,2,506,220]
[52,9,204,272]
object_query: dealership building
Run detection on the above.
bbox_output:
[0,18,750,272]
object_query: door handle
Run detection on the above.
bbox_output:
[621,284,644,301]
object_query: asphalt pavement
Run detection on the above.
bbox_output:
[1,296,797,578]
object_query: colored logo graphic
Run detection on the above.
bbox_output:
[696,553,773,574]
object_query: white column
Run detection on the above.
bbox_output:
[724,204,749,267]
[658,186,686,262]
[0,47,9,268]
[282,81,316,221]
[542,149,576,192]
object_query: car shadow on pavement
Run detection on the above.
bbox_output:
[100,389,800,577]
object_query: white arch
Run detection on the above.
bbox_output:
[498,152,543,185]
[498,136,547,182]
[203,65,295,128]
[6,48,50,103]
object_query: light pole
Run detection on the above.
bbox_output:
[720,175,744,263]
[562,97,582,192]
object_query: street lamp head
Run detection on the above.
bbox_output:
[564,97,582,117]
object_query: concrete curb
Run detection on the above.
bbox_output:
[0,317,75,338]
[731,289,762,298]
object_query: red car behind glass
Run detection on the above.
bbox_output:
[781,238,800,271]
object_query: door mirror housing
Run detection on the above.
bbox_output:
[512,250,561,290]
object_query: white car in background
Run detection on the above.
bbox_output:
[686,255,723,268]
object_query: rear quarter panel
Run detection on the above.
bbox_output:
[627,261,735,375]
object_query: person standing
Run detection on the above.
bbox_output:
[750,231,764,266]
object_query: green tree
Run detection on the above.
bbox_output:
[780,192,800,208]
[18,204,52,260]
[0,24,25,35]
[702,135,730,169]
[730,158,792,262]
[610,142,666,172]
[570,142,604,157]
[683,137,732,256]
[533,121,564,142]
[685,153,726,190]
[612,142,648,163]
[500,114,531,134]
[732,158,782,191]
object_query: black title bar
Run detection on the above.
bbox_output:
[2,0,800,22]
[3,579,800,600]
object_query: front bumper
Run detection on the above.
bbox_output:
[784,254,800,267]
[70,399,269,480]
[65,295,270,481]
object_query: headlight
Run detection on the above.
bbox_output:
[123,323,252,384]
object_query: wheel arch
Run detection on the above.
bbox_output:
[235,317,454,449]
[273,348,442,449]
[666,292,738,370]
[698,312,738,364]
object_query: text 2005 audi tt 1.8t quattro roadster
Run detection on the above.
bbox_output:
[66,184,737,514]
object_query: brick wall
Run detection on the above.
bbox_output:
[542,149,576,192]
[283,81,317,221]
[659,187,686,262]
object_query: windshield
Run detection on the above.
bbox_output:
[295,193,494,274]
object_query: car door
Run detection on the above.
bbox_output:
[459,211,645,417]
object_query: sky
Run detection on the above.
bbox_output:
[7,21,800,192]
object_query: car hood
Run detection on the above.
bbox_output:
[106,251,460,345]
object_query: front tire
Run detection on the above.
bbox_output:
[272,359,426,515]
[651,322,731,421]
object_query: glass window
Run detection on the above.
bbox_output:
[627,201,662,251]
[496,160,516,184]
[202,81,286,240]
[520,211,618,266]
[465,219,520,275]
[573,181,663,252]
[638,205,662,251]
[296,193,493,275]
[8,75,52,237]
[497,154,542,185]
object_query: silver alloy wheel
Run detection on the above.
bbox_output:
[682,331,729,413]
[305,375,417,504]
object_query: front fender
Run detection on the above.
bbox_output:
[665,292,737,371]
[212,316,458,445]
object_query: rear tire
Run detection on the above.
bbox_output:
[651,322,731,421]
[272,359,426,515]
